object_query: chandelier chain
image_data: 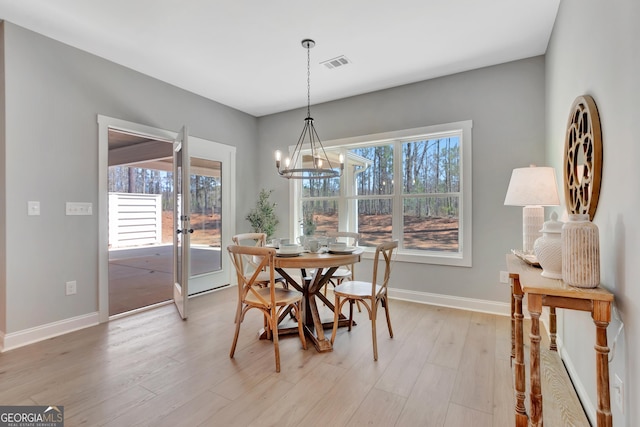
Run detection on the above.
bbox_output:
[307,44,311,118]
[274,38,344,179]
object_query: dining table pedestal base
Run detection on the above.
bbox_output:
[257,252,362,353]
[259,312,354,352]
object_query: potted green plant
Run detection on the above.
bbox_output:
[246,189,279,240]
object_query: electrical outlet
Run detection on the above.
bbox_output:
[499,270,510,284]
[614,374,624,414]
[65,280,77,296]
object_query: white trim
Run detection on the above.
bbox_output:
[316,121,473,148]
[108,300,173,321]
[388,287,510,316]
[107,284,234,322]
[290,120,473,267]
[97,115,236,323]
[1,312,99,352]
[361,248,472,267]
[553,309,597,426]
[516,306,595,424]
[559,338,597,425]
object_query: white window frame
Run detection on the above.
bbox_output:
[289,120,472,267]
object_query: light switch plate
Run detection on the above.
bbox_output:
[28,201,41,216]
[66,202,93,216]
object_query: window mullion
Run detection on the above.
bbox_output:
[392,140,403,245]
[290,120,472,266]
[339,147,349,232]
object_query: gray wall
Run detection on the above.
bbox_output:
[546,0,638,424]
[3,4,636,422]
[1,22,258,333]
[0,23,6,333]
[258,56,546,303]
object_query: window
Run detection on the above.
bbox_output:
[400,137,460,252]
[292,121,472,266]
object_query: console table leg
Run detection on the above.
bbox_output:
[511,282,516,363]
[593,300,612,427]
[529,294,543,427]
[513,277,528,426]
[549,306,557,351]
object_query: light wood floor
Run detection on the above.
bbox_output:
[0,287,584,426]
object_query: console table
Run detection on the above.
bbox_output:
[506,254,614,427]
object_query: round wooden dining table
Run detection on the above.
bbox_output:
[265,248,363,352]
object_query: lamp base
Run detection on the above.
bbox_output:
[522,205,544,253]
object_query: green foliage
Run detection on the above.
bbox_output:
[246,189,279,239]
[301,207,317,236]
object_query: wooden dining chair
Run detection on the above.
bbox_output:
[330,240,398,360]
[232,233,286,288]
[323,231,361,311]
[227,245,307,372]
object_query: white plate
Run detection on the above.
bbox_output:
[328,246,356,254]
[276,250,303,257]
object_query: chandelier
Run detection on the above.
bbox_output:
[275,39,344,179]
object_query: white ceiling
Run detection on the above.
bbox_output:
[0,0,560,117]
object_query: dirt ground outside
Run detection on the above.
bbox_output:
[313,213,459,252]
[162,211,458,252]
[161,211,221,246]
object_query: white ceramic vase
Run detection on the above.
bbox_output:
[534,212,563,279]
[561,214,600,288]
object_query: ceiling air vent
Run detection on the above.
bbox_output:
[321,55,351,70]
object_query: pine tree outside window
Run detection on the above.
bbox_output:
[292,121,472,267]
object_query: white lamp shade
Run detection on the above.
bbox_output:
[504,166,560,206]
[505,165,560,253]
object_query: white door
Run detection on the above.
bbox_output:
[187,136,235,295]
[98,115,236,322]
[173,126,190,319]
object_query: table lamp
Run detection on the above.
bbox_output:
[504,165,560,253]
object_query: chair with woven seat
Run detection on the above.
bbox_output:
[330,240,398,360]
[323,231,361,310]
[232,233,287,288]
[227,245,307,372]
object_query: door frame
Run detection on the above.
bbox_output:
[97,115,236,323]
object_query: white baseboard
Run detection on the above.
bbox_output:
[558,339,597,425]
[535,312,596,426]
[0,289,508,351]
[1,312,99,352]
[388,287,511,316]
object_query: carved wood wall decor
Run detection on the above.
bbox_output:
[563,95,603,220]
